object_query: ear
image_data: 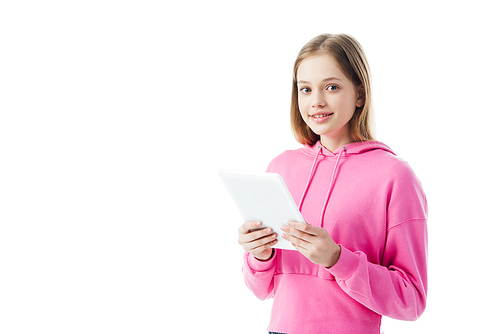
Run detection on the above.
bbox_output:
[356,85,365,108]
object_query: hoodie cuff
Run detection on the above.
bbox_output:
[326,245,359,281]
[246,249,277,272]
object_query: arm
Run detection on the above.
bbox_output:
[329,160,428,320]
[238,220,278,300]
[328,219,428,320]
[242,249,277,300]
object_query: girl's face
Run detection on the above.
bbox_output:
[297,53,364,148]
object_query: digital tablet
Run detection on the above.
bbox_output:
[218,169,305,251]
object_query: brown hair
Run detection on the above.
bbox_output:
[291,33,374,146]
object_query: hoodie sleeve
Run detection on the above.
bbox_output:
[242,250,277,300]
[326,160,428,320]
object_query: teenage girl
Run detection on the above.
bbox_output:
[237,34,428,334]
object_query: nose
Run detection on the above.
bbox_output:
[311,92,326,108]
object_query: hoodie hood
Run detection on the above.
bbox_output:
[301,140,396,158]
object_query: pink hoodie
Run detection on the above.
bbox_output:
[242,141,428,334]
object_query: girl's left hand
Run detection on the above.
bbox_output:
[281,221,341,268]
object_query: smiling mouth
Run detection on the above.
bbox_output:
[311,113,333,118]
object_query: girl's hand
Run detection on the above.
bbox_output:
[238,221,278,261]
[281,221,341,268]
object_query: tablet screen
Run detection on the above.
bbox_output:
[218,170,304,251]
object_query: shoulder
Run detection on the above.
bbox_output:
[348,145,429,225]
[359,145,420,184]
[384,154,421,186]
[266,146,307,173]
[355,146,425,207]
[382,155,427,220]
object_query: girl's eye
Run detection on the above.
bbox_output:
[327,85,339,91]
[300,87,311,94]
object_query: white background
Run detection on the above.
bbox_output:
[1,1,499,333]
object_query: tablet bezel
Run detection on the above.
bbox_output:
[218,169,305,251]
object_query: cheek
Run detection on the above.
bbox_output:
[335,93,357,114]
[298,101,309,123]
[298,97,308,115]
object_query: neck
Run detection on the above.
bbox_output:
[320,135,352,153]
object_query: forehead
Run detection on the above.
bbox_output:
[297,53,347,82]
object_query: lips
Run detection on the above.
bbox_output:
[311,113,333,118]
[309,112,333,123]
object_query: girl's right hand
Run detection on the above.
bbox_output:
[237,221,278,261]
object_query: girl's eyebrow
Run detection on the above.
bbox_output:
[298,77,342,84]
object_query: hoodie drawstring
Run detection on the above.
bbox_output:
[298,145,346,228]
[319,146,346,227]
[298,145,322,211]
